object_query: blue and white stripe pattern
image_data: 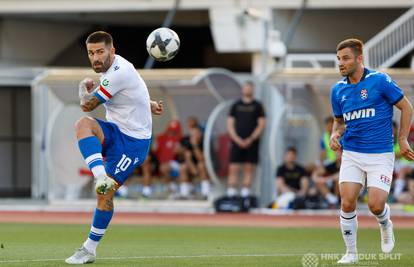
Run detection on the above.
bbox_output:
[89,226,106,241]
[89,209,114,242]
[85,153,104,169]
[78,136,103,169]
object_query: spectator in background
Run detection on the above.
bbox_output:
[154,120,183,196]
[226,81,266,197]
[178,116,210,199]
[392,121,414,202]
[312,149,341,207]
[275,147,309,209]
[320,116,336,165]
[395,171,414,204]
[140,148,160,198]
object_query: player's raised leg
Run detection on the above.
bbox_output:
[368,187,394,253]
[75,116,116,194]
[337,182,361,264]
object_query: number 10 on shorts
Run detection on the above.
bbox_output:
[115,154,132,174]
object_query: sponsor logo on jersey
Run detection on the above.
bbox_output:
[102,79,109,86]
[343,108,375,121]
[380,175,391,185]
[360,89,368,100]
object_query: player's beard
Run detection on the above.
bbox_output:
[341,61,358,78]
[92,55,112,73]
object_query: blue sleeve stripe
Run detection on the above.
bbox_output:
[391,94,404,105]
[94,92,106,104]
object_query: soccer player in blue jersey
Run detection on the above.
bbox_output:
[65,31,163,264]
[330,38,414,264]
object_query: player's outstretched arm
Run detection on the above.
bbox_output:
[79,78,101,112]
[150,100,164,115]
[395,96,414,160]
[329,117,344,151]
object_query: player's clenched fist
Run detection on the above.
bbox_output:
[329,132,342,151]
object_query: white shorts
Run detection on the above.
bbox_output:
[339,150,394,193]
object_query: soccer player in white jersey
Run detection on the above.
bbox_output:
[65,31,163,264]
[330,38,414,264]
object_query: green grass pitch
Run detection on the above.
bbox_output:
[0,223,412,266]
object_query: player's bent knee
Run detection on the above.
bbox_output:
[368,202,384,215]
[341,200,357,212]
[75,117,94,131]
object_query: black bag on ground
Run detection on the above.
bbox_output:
[214,196,258,212]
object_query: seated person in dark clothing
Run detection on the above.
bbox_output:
[275,147,309,208]
[178,117,209,199]
[312,149,341,207]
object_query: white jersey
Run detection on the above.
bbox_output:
[94,55,152,139]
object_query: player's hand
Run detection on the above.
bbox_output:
[79,78,95,93]
[329,132,342,151]
[398,138,414,161]
[243,137,254,148]
[150,100,164,115]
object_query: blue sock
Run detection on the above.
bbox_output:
[78,136,106,177]
[83,209,114,253]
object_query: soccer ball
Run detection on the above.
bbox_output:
[146,27,180,62]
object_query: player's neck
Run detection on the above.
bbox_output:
[348,66,365,84]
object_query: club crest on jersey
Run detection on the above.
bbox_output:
[380,175,391,185]
[360,89,368,100]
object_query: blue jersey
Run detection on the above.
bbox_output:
[331,68,404,153]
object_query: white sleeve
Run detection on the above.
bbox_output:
[94,71,125,103]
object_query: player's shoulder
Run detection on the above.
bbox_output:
[108,55,137,77]
[364,68,392,83]
[331,77,347,93]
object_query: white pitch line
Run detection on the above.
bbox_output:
[0,253,304,264]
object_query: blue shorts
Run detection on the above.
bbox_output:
[96,118,151,185]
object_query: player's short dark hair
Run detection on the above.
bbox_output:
[86,31,113,47]
[286,146,297,154]
[336,38,364,56]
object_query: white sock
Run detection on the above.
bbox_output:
[201,180,210,196]
[142,186,152,197]
[240,187,250,197]
[180,183,191,197]
[227,187,237,197]
[169,182,178,193]
[83,238,98,255]
[374,203,390,228]
[340,210,358,254]
[91,165,106,178]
